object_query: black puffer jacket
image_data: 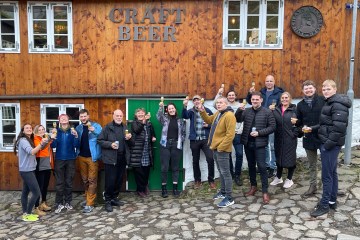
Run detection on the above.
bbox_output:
[273,104,300,168]
[296,94,325,150]
[129,120,155,167]
[316,94,351,150]
[235,106,276,148]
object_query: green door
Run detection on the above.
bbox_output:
[126,98,184,191]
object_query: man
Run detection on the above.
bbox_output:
[310,80,351,217]
[51,114,80,213]
[247,75,284,177]
[76,109,102,213]
[198,96,236,208]
[182,95,216,190]
[236,91,276,204]
[296,80,325,197]
[97,109,132,212]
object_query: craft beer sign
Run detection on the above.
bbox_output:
[109,7,185,42]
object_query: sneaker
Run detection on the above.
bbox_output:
[83,205,94,213]
[270,177,283,186]
[22,214,39,222]
[80,200,86,208]
[34,207,46,216]
[283,179,294,189]
[209,182,217,190]
[55,204,64,214]
[329,202,337,210]
[65,203,73,210]
[105,202,113,212]
[217,196,235,208]
[213,191,226,200]
[310,204,329,217]
[111,199,125,207]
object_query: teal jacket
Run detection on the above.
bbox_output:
[76,121,102,161]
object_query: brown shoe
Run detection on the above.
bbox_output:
[263,193,270,204]
[39,202,51,211]
[245,186,257,196]
[302,184,317,198]
[194,181,202,189]
[34,207,46,216]
[209,182,217,190]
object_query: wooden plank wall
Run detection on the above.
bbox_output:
[1,0,359,100]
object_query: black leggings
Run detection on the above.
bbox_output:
[276,166,296,180]
[35,169,51,207]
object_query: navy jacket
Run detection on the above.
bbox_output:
[246,85,284,107]
[182,107,213,140]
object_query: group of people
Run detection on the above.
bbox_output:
[14,76,351,221]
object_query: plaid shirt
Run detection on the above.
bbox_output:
[195,111,206,140]
[141,125,150,166]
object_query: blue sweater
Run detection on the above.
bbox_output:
[51,127,80,160]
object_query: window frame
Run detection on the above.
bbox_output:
[27,1,73,54]
[223,0,284,49]
[0,1,20,53]
[0,103,20,152]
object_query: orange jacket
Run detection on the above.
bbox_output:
[34,135,52,158]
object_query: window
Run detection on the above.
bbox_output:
[0,103,20,151]
[27,2,73,53]
[40,104,84,132]
[223,0,284,49]
[0,2,20,53]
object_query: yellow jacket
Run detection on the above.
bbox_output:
[200,108,236,153]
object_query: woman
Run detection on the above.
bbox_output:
[156,102,186,198]
[270,92,300,188]
[33,125,53,216]
[129,108,156,197]
[14,124,48,222]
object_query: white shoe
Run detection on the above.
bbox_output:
[283,179,294,189]
[270,177,283,186]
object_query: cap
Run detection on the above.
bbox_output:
[192,95,201,101]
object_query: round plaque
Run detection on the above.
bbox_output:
[291,6,323,38]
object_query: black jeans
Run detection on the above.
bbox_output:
[277,166,296,180]
[160,139,182,184]
[20,171,41,214]
[54,159,75,205]
[244,143,268,193]
[104,154,127,202]
[190,139,214,183]
[133,166,150,193]
[35,165,51,207]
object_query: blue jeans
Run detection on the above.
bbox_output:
[20,171,41,214]
[265,133,276,170]
[232,134,244,176]
[214,151,232,198]
[320,144,340,206]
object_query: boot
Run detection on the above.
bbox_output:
[245,186,257,196]
[39,201,51,211]
[234,175,243,186]
[161,185,168,198]
[34,207,46,216]
[302,184,317,198]
[173,184,180,197]
[262,193,270,204]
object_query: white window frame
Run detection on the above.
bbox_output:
[223,0,284,49]
[0,1,20,53]
[40,104,84,132]
[0,103,20,152]
[27,2,73,53]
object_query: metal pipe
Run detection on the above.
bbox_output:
[0,94,187,100]
[344,0,357,165]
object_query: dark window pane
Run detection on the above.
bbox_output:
[54,36,68,48]
[33,6,47,19]
[229,1,240,14]
[3,134,16,147]
[267,1,279,14]
[1,35,15,48]
[247,30,259,44]
[2,106,15,119]
[228,16,240,29]
[0,6,14,19]
[54,21,68,34]
[53,6,67,19]
[33,21,47,34]
[2,120,15,133]
[267,16,278,28]
[1,20,14,33]
[247,16,259,29]
[228,31,240,44]
[248,1,260,14]
[66,107,80,121]
[34,35,47,48]
[45,107,59,120]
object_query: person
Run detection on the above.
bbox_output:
[157,102,186,198]
[76,109,102,213]
[199,96,236,208]
[182,95,216,190]
[310,80,351,217]
[14,124,48,222]
[33,125,53,216]
[129,108,156,197]
[296,80,325,197]
[51,114,80,214]
[270,92,300,189]
[214,88,244,186]
[236,91,276,204]
[97,109,132,212]
[247,75,284,177]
